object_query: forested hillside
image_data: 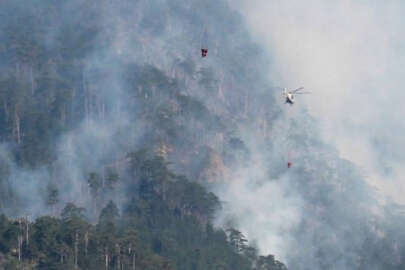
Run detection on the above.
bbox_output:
[2,0,405,270]
[0,152,286,269]
[0,0,285,269]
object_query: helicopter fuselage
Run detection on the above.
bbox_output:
[285,93,294,104]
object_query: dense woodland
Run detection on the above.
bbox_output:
[0,153,285,269]
[3,0,405,270]
[0,0,286,269]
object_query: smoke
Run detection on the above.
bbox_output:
[215,156,304,258]
[0,0,143,218]
[213,0,405,268]
[3,0,405,268]
[236,0,405,202]
[0,0,250,219]
[0,144,50,217]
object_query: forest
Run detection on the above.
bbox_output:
[0,0,285,269]
[2,0,405,270]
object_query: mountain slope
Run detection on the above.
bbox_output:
[1,1,405,270]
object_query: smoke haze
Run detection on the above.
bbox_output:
[213,1,405,269]
[235,0,405,201]
[2,0,405,269]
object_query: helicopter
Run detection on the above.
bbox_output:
[283,87,310,105]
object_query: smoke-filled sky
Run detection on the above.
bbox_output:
[213,1,405,268]
[2,1,405,268]
[235,0,405,203]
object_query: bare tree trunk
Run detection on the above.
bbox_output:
[85,94,89,128]
[83,69,89,128]
[244,89,249,118]
[71,87,75,124]
[116,243,121,270]
[217,71,225,102]
[102,165,105,189]
[14,110,21,144]
[18,235,22,262]
[102,100,105,121]
[30,64,35,95]
[84,231,89,257]
[74,232,78,269]
[17,219,23,262]
[94,196,97,215]
[25,217,29,246]
[105,246,109,270]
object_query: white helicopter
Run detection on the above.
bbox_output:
[283,87,310,105]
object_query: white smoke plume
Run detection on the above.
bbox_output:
[214,0,405,268]
[236,0,405,202]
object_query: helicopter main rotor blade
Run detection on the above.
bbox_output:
[291,87,305,93]
[295,92,311,94]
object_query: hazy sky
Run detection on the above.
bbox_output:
[235,0,405,203]
[211,1,405,267]
[3,1,404,267]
